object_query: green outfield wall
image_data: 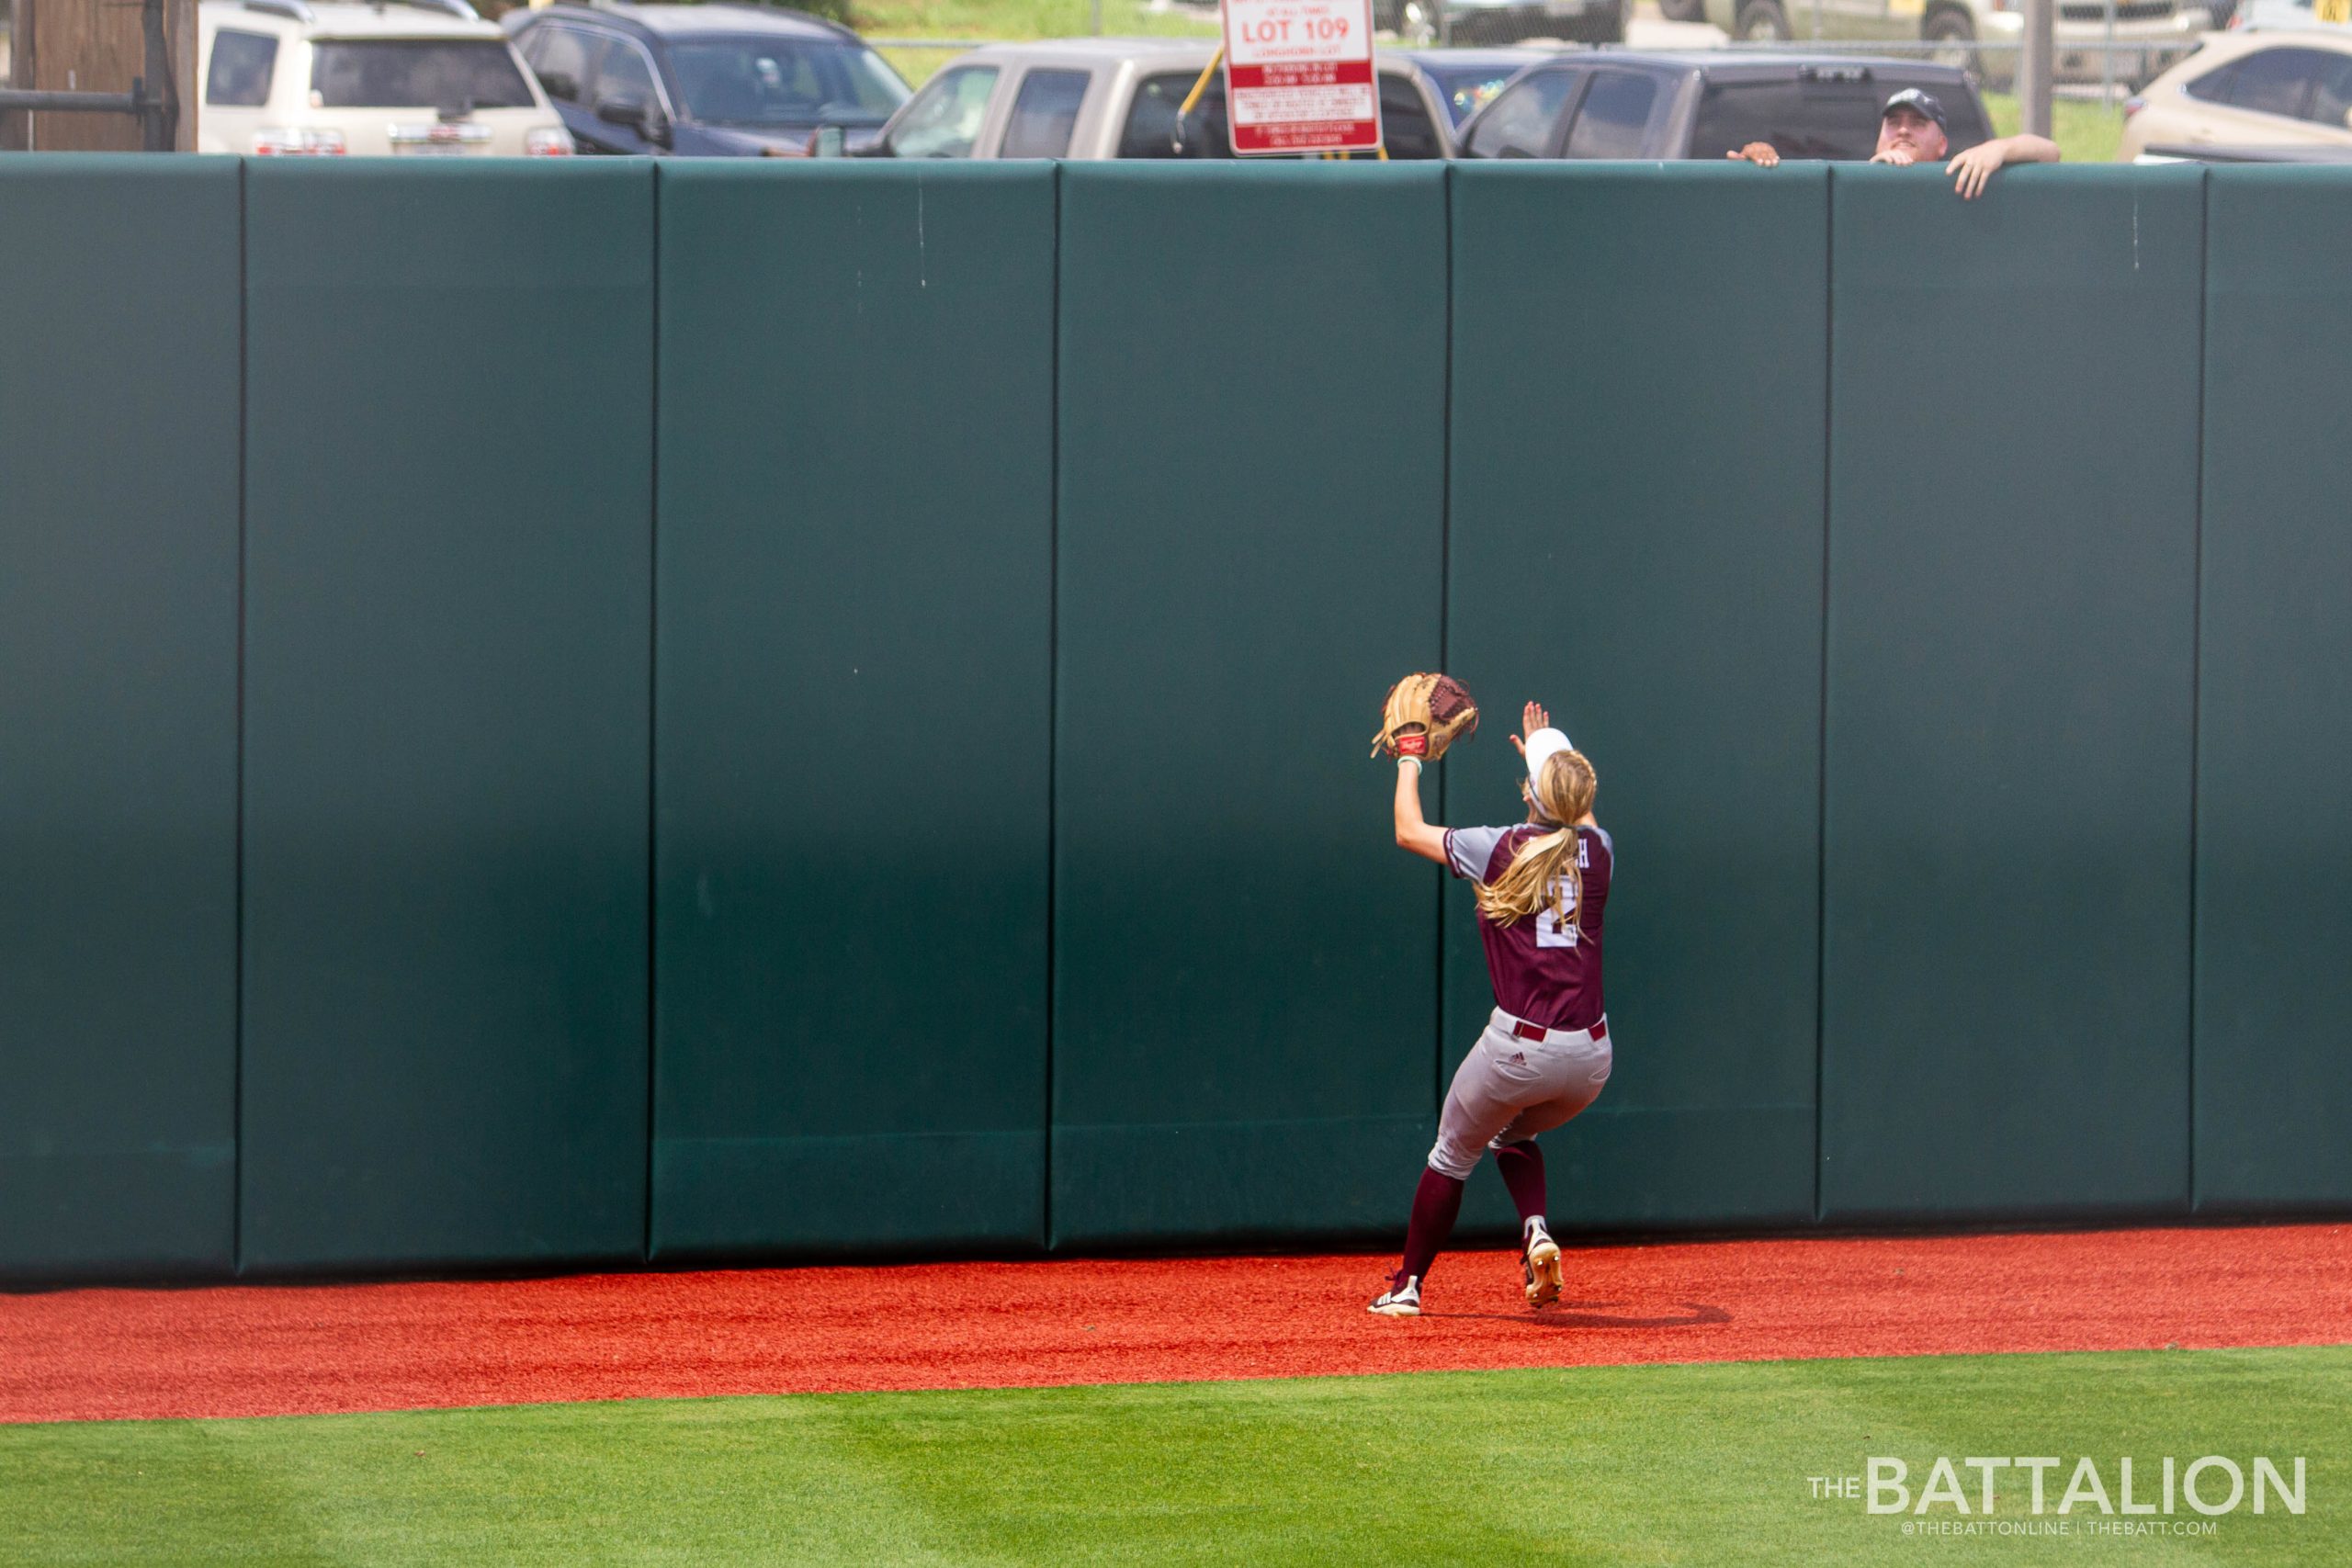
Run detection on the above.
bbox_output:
[2,157,2346,1280]
[651,163,1056,1260]
[0,161,242,1278]
[1053,164,1449,1248]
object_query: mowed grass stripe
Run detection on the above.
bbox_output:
[4,1347,2346,1566]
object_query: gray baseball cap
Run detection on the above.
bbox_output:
[1882,88,1949,132]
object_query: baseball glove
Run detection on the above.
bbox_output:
[1370,673,1480,761]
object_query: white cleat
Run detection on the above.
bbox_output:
[1369,1273,1423,1316]
[1522,1224,1563,1308]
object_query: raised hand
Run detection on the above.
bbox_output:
[1509,700,1550,757]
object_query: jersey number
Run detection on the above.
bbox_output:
[1534,840,1589,949]
[1535,897,1579,949]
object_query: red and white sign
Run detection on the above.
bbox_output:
[1220,0,1383,157]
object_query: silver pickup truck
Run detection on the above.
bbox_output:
[857,37,1454,159]
[1704,0,2211,89]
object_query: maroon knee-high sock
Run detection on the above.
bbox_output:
[1398,1167,1465,1282]
[1494,1139,1546,1227]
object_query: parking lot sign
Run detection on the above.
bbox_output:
[1221,0,1383,156]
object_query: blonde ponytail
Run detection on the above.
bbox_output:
[1475,749,1598,929]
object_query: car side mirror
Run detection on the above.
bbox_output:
[596,94,670,148]
[537,71,577,102]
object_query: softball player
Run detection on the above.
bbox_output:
[1372,701,1613,1316]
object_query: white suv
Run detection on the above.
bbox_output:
[198,0,572,156]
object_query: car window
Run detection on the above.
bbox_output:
[310,40,537,110]
[1119,71,1233,157]
[1465,69,1578,158]
[521,25,602,105]
[1377,75,1444,159]
[2312,53,2352,126]
[2219,48,2323,118]
[1688,73,1987,159]
[1001,67,1090,157]
[1562,70,1657,159]
[206,29,278,107]
[888,63,999,156]
[667,40,906,126]
[591,38,662,112]
[1419,62,1520,127]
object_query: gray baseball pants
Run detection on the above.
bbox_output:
[1427,1008,1612,1180]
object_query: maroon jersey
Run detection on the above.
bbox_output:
[1443,822,1613,1032]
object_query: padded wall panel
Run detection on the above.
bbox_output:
[2195,167,2352,1214]
[1446,164,1826,1235]
[1821,165,2201,1222]
[651,164,1053,1258]
[0,160,241,1278]
[1053,164,1447,1247]
[240,164,653,1273]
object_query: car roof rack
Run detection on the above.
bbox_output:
[381,0,482,17]
[243,0,316,20]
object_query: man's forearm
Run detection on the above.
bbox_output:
[1997,133,2062,165]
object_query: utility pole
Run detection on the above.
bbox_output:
[1,0,195,151]
[2018,0,2053,138]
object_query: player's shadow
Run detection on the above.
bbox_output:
[1424,1301,1731,1329]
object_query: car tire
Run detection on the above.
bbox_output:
[1657,0,1706,18]
[1735,0,1792,41]
[1923,8,1983,86]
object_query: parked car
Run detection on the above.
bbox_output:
[1375,0,1623,46]
[855,38,1454,160]
[1455,50,1992,159]
[196,0,571,155]
[2120,28,2352,156]
[503,1,908,155]
[1396,45,1561,125]
[1700,0,2211,91]
[2228,0,2352,28]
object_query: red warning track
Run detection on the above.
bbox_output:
[4,1224,2346,1424]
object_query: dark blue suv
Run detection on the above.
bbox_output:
[503,2,909,155]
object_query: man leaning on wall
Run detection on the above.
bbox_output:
[1730,88,2060,200]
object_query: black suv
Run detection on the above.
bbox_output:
[1456,51,1991,161]
[503,1,909,155]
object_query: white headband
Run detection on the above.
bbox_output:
[1525,727,1573,786]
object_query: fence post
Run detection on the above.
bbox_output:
[2019,0,2053,137]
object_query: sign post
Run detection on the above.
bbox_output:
[1219,0,1382,157]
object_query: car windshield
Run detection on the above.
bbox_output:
[1689,72,1990,160]
[1418,63,1521,126]
[309,40,536,109]
[667,39,908,126]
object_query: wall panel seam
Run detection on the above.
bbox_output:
[233,156,251,1279]
[1045,161,1063,1256]
[2187,166,2209,1215]
[643,166,662,1265]
[1435,164,1453,1122]
[1813,167,1835,1227]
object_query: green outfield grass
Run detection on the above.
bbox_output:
[5,1347,2346,1564]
